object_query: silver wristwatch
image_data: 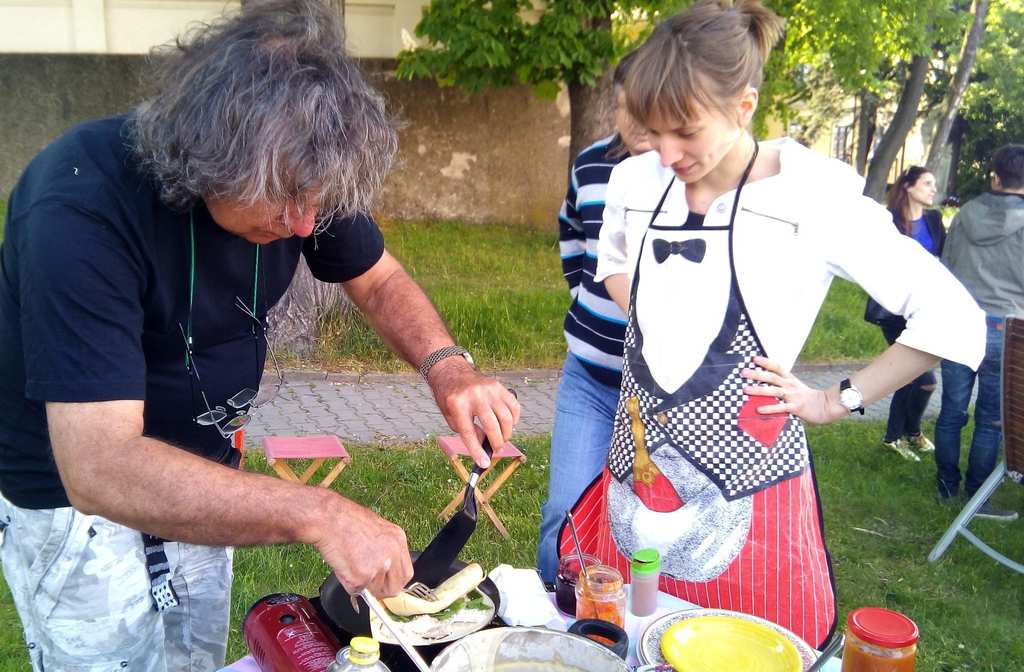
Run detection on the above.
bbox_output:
[839,378,865,415]
[418,346,475,378]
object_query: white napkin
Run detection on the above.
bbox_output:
[488,564,563,628]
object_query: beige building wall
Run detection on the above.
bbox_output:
[765,99,928,186]
[0,0,429,57]
[0,2,569,227]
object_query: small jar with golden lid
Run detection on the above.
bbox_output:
[841,607,919,672]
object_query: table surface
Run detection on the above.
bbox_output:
[221,588,843,671]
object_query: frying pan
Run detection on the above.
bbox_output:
[319,553,502,649]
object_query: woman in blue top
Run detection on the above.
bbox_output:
[880,166,946,460]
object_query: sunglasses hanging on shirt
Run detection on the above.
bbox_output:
[178,210,284,438]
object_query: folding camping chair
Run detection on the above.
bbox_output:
[928,316,1024,573]
[436,435,526,538]
[261,434,352,488]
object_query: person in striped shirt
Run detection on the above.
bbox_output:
[537,51,652,583]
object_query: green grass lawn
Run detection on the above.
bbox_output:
[5,423,1019,670]
[801,278,888,362]
[310,220,571,372]
[308,219,886,373]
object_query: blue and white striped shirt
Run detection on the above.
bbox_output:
[558,134,629,387]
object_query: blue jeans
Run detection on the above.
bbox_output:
[536,355,620,582]
[934,318,1004,498]
[880,322,937,441]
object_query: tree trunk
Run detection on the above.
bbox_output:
[567,73,616,170]
[946,115,966,198]
[864,54,930,202]
[565,11,615,170]
[268,258,348,357]
[854,92,878,176]
[925,0,990,170]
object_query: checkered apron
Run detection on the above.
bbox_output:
[561,174,836,649]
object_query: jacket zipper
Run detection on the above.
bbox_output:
[741,206,800,235]
[624,207,668,215]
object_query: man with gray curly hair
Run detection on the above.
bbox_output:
[0,1,519,670]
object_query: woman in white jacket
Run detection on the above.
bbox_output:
[559,0,984,649]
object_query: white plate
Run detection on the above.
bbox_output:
[370,592,496,646]
[638,608,818,671]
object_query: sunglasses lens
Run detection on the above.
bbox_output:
[224,414,251,431]
[196,408,227,426]
[254,383,281,407]
[227,388,258,409]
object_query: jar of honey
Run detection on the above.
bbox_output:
[841,607,919,672]
[574,564,626,628]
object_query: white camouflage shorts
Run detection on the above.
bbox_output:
[0,495,233,671]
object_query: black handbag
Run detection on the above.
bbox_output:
[864,297,905,328]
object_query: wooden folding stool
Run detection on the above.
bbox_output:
[437,435,526,538]
[261,434,351,488]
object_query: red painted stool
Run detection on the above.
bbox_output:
[261,435,351,488]
[437,435,526,538]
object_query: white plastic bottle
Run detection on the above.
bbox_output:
[326,636,391,672]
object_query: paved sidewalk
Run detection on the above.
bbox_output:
[245,362,965,448]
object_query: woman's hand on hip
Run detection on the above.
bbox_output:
[741,355,847,425]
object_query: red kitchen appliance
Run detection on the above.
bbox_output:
[244,593,342,672]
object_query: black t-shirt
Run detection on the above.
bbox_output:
[0,115,385,509]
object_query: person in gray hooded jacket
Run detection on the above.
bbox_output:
[935,143,1024,521]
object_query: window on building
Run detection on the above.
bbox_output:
[831,124,852,164]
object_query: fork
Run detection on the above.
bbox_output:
[356,590,432,672]
[404,581,440,602]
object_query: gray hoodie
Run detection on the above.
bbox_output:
[942,191,1024,317]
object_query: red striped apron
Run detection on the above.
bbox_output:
[561,165,836,649]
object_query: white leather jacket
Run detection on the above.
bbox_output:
[596,138,985,371]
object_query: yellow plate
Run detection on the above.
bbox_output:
[660,615,802,672]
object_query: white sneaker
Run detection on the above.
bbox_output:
[907,434,935,453]
[882,438,921,462]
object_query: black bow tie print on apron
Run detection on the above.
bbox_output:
[652,238,706,264]
[608,139,811,500]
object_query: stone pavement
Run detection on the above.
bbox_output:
[245,362,968,448]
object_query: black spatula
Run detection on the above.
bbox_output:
[411,437,495,588]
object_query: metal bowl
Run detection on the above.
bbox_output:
[429,626,629,672]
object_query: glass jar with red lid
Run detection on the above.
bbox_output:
[841,607,919,672]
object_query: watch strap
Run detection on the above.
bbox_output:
[418,345,471,378]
